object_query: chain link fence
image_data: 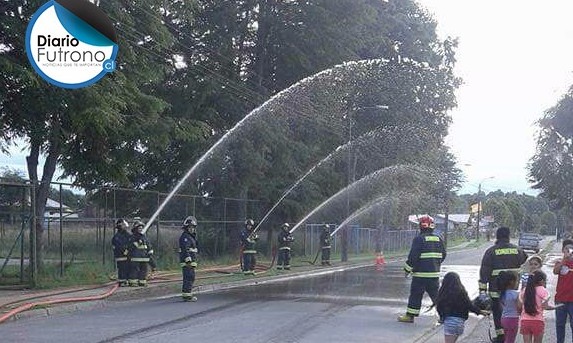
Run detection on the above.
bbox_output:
[0,180,444,286]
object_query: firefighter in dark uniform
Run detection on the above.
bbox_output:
[320,224,332,266]
[179,216,199,302]
[277,223,294,270]
[128,220,154,286]
[479,226,527,343]
[111,218,131,286]
[398,215,446,323]
[240,219,258,275]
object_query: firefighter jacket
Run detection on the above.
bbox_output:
[240,228,258,254]
[128,232,153,263]
[179,230,198,268]
[479,238,527,297]
[320,230,331,248]
[112,229,131,262]
[403,230,446,278]
[278,229,294,250]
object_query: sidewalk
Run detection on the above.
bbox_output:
[456,240,565,342]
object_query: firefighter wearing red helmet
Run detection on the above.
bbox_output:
[398,215,446,323]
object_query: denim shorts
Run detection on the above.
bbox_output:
[443,316,465,336]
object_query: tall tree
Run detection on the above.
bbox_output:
[0,0,176,268]
[529,85,573,217]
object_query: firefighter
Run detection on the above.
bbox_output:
[240,219,258,275]
[179,216,199,302]
[277,223,294,270]
[128,220,154,287]
[111,218,131,286]
[398,215,446,323]
[479,226,527,343]
[320,224,332,266]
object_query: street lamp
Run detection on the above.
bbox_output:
[342,105,389,262]
[475,176,494,242]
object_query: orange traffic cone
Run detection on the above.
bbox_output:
[375,252,386,271]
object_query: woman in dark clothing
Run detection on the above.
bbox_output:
[436,272,490,342]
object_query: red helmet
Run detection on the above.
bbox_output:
[418,215,435,229]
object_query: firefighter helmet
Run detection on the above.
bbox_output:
[418,215,435,229]
[245,219,255,227]
[116,218,128,230]
[323,224,330,232]
[183,216,198,228]
[472,293,492,311]
[132,220,144,233]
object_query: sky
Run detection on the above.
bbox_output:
[418,0,573,195]
[3,1,573,196]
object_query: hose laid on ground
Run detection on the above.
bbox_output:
[301,248,321,265]
[0,283,119,325]
[0,282,117,309]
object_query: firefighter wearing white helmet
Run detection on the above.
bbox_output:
[128,220,154,287]
[240,219,258,275]
[111,218,131,286]
[179,216,199,302]
[277,223,294,270]
[398,215,446,323]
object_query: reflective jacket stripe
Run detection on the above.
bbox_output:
[131,257,150,262]
[412,271,440,278]
[322,246,331,249]
[420,252,443,259]
[279,247,291,250]
[424,236,440,242]
[243,250,257,254]
[491,268,521,276]
[115,257,128,262]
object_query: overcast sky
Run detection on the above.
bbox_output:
[419,0,573,195]
[3,1,573,196]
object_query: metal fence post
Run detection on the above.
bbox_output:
[59,183,64,277]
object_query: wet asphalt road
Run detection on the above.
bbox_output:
[0,242,505,343]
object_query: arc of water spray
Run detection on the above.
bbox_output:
[141,58,396,233]
[329,192,416,236]
[288,164,425,234]
[254,126,411,232]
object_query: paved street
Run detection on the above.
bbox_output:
[0,241,498,343]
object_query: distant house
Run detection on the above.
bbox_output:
[44,198,78,219]
[408,213,473,237]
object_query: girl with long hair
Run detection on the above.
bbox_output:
[436,272,489,343]
[519,270,556,343]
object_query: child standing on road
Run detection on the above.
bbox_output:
[553,239,573,343]
[497,270,522,343]
[520,270,556,343]
[521,255,543,289]
[436,272,489,343]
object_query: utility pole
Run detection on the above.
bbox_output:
[475,183,481,242]
[342,105,389,263]
[475,176,494,242]
[342,113,352,262]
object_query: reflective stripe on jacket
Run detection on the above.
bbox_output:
[479,239,527,297]
[404,231,446,277]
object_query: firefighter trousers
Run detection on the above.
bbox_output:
[116,260,129,285]
[182,265,196,296]
[406,277,439,316]
[242,252,256,274]
[129,261,148,286]
[321,247,331,265]
[277,248,291,269]
[491,296,504,342]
